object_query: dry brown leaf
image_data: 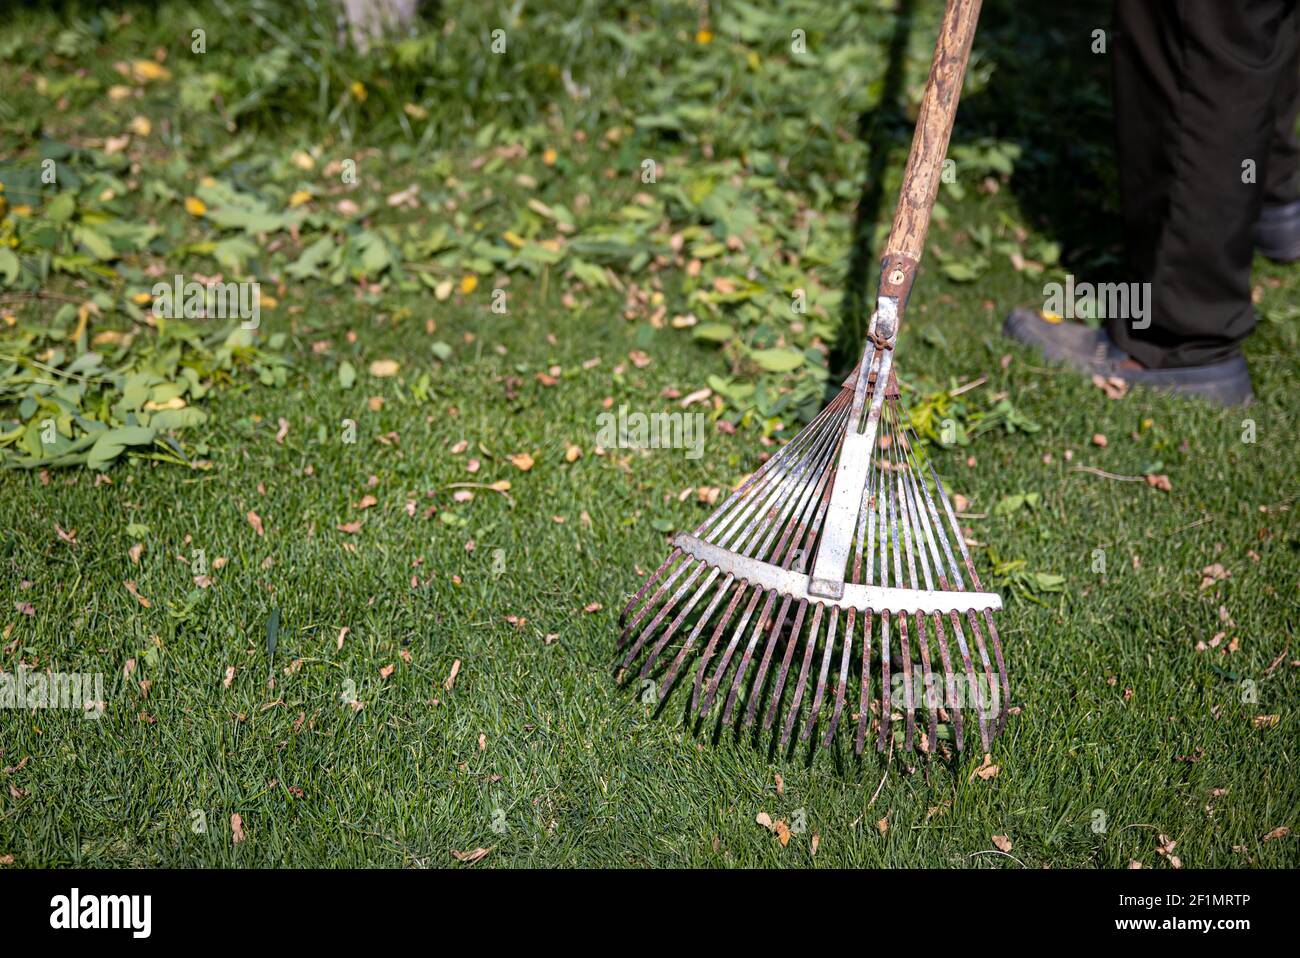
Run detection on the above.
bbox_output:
[379,664,395,680]
[124,580,151,608]
[368,359,400,378]
[876,816,889,836]
[774,773,784,796]
[992,834,1013,853]
[275,417,290,444]
[774,820,791,847]
[1199,563,1229,590]
[247,511,264,536]
[223,666,236,689]
[337,626,350,651]
[756,811,774,830]
[810,832,820,856]
[336,520,363,534]
[564,443,582,463]
[355,494,378,510]
[1145,473,1172,492]
[231,813,246,844]
[509,452,535,471]
[1253,714,1280,728]
[1262,826,1290,842]
[128,542,143,564]
[970,752,1000,781]
[451,847,492,864]
[444,658,461,691]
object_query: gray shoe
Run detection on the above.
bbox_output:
[1003,308,1253,407]
[1256,199,1300,264]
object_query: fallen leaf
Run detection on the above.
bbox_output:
[584,602,603,613]
[369,359,400,378]
[509,452,534,471]
[275,417,290,444]
[124,580,151,608]
[247,511,264,536]
[1091,433,1107,448]
[444,659,461,691]
[231,813,246,844]
[992,834,1013,853]
[336,520,363,534]
[223,666,235,689]
[756,812,773,830]
[970,753,1000,781]
[337,626,350,650]
[774,820,791,847]
[1262,826,1290,842]
[451,847,492,864]
[876,816,889,836]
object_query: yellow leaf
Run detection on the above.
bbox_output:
[131,292,152,306]
[502,230,526,249]
[108,84,133,101]
[695,29,714,45]
[350,81,367,102]
[460,275,478,295]
[130,60,171,83]
[564,444,582,463]
[368,359,400,378]
[128,116,151,137]
[542,148,558,166]
[290,150,315,171]
[185,196,207,217]
[260,294,278,309]
[508,452,534,472]
[403,103,428,120]
[288,190,312,208]
[144,396,186,411]
[489,480,512,493]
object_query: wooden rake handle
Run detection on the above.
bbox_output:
[877,0,983,309]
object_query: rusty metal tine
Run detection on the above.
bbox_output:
[698,584,763,714]
[781,603,825,747]
[890,408,936,752]
[823,607,853,748]
[620,561,705,670]
[802,605,839,742]
[898,446,957,751]
[640,568,724,676]
[907,454,990,749]
[620,547,678,629]
[744,592,795,729]
[693,387,849,539]
[620,551,694,644]
[877,464,892,752]
[763,599,808,732]
[659,576,744,699]
[721,589,779,726]
[885,449,913,751]
[855,462,881,753]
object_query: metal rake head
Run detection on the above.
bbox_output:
[617,350,1009,756]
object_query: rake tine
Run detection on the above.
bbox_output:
[744,592,796,730]
[898,447,963,749]
[638,568,724,677]
[619,561,706,670]
[802,605,839,743]
[660,576,745,699]
[890,415,937,753]
[620,547,679,629]
[697,584,763,715]
[822,606,853,748]
[763,598,809,733]
[619,552,695,646]
[885,457,915,752]
[781,603,825,747]
[720,589,780,726]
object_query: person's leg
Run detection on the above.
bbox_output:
[1108,0,1298,369]
[1256,10,1300,261]
[1264,12,1300,207]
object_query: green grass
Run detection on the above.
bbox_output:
[0,0,1296,868]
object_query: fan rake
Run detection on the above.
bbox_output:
[615,0,1008,755]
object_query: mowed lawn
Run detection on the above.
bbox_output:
[0,0,1296,867]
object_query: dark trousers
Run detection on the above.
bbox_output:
[1110,0,1300,368]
